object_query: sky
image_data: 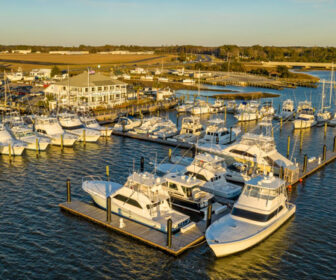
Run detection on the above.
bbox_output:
[0,0,336,47]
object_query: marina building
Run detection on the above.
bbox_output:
[30,69,52,79]
[44,71,128,109]
[11,49,32,54]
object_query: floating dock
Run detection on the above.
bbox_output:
[59,200,207,256]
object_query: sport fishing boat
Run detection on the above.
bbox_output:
[220,122,294,175]
[260,101,275,119]
[316,80,332,125]
[58,113,101,142]
[0,122,26,155]
[80,115,113,136]
[196,119,240,154]
[184,153,243,199]
[191,100,211,115]
[274,99,295,120]
[152,119,178,139]
[174,116,204,143]
[113,117,141,132]
[82,172,191,233]
[133,117,161,134]
[34,116,78,147]
[226,100,237,113]
[293,101,316,129]
[163,173,214,215]
[211,99,226,113]
[206,174,296,257]
[234,101,261,122]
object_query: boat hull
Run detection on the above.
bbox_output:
[25,141,49,151]
[207,204,296,257]
[0,145,25,155]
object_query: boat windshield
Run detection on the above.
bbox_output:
[231,205,283,222]
[243,184,279,200]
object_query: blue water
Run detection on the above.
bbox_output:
[0,71,335,279]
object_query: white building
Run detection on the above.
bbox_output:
[49,51,89,55]
[44,71,128,109]
[130,67,147,74]
[183,79,195,84]
[192,72,212,78]
[30,69,52,79]
[140,75,154,81]
[12,49,31,54]
[158,77,169,82]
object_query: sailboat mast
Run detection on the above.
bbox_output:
[67,65,70,107]
[321,79,325,111]
[198,69,200,97]
[330,62,334,106]
[4,70,6,108]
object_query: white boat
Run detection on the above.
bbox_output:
[197,119,238,149]
[211,99,226,113]
[174,116,204,143]
[293,101,316,129]
[113,117,141,132]
[316,80,332,125]
[152,119,178,139]
[58,113,101,142]
[82,172,191,233]
[206,174,296,257]
[34,116,78,147]
[226,100,237,113]
[80,115,113,136]
[6,71,23,82]
[191,100,211,115]
[0,123,26,155]
[163,173,214,215]
[234,101,261,122]
[260,101,275,118]
[184,153,242,199]
[274,99,295,120]
[10,125,50,151]
[177,100,194,113]
[220,122,294,175]
[133,117,162,134]
[328,113,336,127]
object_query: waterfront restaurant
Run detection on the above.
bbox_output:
[44,71,128,109]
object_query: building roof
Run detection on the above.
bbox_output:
[56,71,127,87]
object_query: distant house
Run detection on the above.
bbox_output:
[44,71,128,109]
[182,79,195,84]
[130,67,147,74]
[158,77,169,82]
[122,74,131,80]
[192,72,212,79]
[140,75,153,81]
[49,51,89,55]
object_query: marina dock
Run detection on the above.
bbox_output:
[59,200,206,256]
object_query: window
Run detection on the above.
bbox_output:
[91,87,95,92]
[114,194,142,209]
[229,149,256,158]
[232,206,284,222]
[185,171,207,182]
[98,87,102,91]
[104,86,108,91]
[169,183,178,190]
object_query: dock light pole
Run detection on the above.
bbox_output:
[106,196,111,223]
[66,179,71,203]
[167,218,172,248]
[140,156,144,172]
[206,204,213,229]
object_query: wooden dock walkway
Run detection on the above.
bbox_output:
[59,201,206,256]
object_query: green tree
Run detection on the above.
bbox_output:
[51,66,62,77]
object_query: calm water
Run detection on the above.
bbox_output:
[1,71,335,279]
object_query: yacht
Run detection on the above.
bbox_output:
[163,173,214,215]
[133,117,162,134]
[275,99,295,120]
[220,123,294,175]
[82,172,191,233]
[329,113,336,127]
[234,101,261,122]
[206,174,296,257]
[191,100,211,115]
[58,113,101,142]
[80,115,113,136]
[197,119,238,152]
[226,100,237,113]
[211,99,226,113]
[0,123,26,155]
[260,101,275,118]
[174,116,204,143]
[184,154,242,199]
[177,100,194,113]
[152,119,178,139]
[113,117,141,132]
[293,101,316,129]
[34,116,78,147]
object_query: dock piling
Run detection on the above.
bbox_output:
[66,179,71,203]
[61,135,64,150]
[280,117,283,130]
[140,156,144,172]
[206,204,213,228]
[83,129,86,146]
[279,166,284,180]
[324,122,327,138]
[333,136,336,152]
[287,136,290,158]
[300,131,303,152]
[229,127,232,143]
[323,145,327,161]
[36,138,39,158]
[106,196,111,223]
[106,165,110,180]
[168,148,172,161]
[303,154,308,173]
[167,218,172,248]
[8,144,12,163]
[224,106,227,122]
